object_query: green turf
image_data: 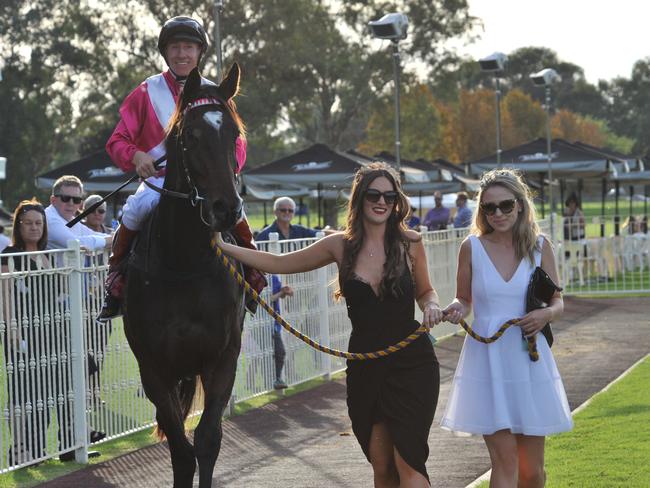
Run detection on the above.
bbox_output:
[475,355,650,488]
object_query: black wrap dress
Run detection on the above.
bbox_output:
[343,264,440,481]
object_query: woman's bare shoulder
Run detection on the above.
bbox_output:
[401,228,422,243]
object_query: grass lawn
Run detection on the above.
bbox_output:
[476,354,650,487]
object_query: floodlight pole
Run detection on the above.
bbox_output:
[544,85,555,239]
[495,77,502,165]
[213,0,224,81]
[392,40,401,174]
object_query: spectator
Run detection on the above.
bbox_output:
[407,206,421,229]
[270,275,293,389]
[45,176,112,251]
[82,195,112,234]
[0,224,10,252]
[0,200,103,463]
[1,200,51,463]
[453,191,473,228]
[563,192,585,241]
[423,191,450,231]
[256,197,318,241]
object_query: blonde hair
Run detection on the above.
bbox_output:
[471,168,541,264]
[52,175,83,196]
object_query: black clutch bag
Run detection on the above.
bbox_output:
[526,266,562,347]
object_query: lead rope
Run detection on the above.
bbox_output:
[212,244,539,362]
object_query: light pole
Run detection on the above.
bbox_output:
[530,68,561,239]
[368,13,409,175]
[0,157,6,208]
[479,52,508,165]
[213,0,224,81]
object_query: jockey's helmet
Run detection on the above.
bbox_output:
[158,16,208,57]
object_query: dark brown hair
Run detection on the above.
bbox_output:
[337,162,411,300]
[11,199,48,250]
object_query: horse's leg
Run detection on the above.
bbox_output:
[194,340,241,488]
[140,366,196,488]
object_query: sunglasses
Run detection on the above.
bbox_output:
[56,194,83,204]
[277,208,294,214]
[94,208,106,214]
[364,189,398,205]
[480,198,518,216]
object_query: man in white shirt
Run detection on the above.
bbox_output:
[45,175,112,250]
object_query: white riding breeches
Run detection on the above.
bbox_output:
[120,176,163,230]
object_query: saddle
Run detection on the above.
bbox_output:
[128,207,238,281]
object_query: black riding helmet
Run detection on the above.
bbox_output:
[158,16,208,59]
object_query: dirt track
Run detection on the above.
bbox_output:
[39,296,650,487]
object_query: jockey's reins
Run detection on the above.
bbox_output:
[211,242,540,362]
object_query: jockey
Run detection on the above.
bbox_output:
[98,15,266,321]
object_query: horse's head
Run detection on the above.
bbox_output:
[167,64,244,231]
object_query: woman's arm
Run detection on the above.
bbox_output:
[443,237,473,323]
[518,237,564,336]
[216,231,343,275]
[408,234,443,327]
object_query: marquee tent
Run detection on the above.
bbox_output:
[36,150,137,193]
[465,138,629,179]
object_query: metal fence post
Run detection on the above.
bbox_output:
[315,231,331,380]
[66,240,89,463]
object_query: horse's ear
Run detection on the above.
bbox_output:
[219,63,240,101]
[181,68,202,108]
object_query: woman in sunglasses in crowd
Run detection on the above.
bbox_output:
[217,162,443,487]
[1,200,52,462]
[82,195,112,234]
[441,168,572,488]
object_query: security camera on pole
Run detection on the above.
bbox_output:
[530,67,561,241]
[479,52,508,165]
[368,12,409,175]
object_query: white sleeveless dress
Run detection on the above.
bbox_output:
[440,235,573,436]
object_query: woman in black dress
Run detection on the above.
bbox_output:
[217,162,443,486]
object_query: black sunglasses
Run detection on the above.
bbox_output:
[480,198,518,216]
[364,189,398,205]
[56,194,83,204]
[94,208,106,214]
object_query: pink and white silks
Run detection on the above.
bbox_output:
[106,70,247,231]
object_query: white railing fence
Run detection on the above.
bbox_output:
[0,218,646,471]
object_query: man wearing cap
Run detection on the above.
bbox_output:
[99,15,265,320]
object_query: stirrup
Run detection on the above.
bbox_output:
[96,294,122,322]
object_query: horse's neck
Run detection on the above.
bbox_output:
[158,198,212,268]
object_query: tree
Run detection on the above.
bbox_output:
[357,83,443,161]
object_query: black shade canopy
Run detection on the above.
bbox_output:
[466,138,629,179]
[36,150,137,193]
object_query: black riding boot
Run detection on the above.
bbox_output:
[97,226,138,322]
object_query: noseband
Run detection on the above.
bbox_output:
[144,97,238,227]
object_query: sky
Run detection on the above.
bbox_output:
[455,0,650,83]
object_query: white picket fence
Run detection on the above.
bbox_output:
[0,217,647,471]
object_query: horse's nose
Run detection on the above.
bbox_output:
[212,199,239,229]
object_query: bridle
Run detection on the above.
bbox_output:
[144,96,239,227]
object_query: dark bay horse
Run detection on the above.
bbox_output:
[123,65,246,488]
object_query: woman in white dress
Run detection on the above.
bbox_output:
[441,169,572,487]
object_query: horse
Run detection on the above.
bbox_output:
[123,65,246,488]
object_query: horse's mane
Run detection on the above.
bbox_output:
[166,85,246,140]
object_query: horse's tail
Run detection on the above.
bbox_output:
[154,376,200,440]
